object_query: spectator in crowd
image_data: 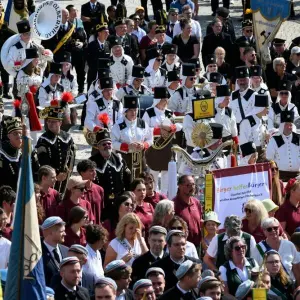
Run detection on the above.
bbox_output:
[172,18,200,63]
[219,236,259,296]
[146,267,166,298]
[0,186,15,239]
[135,6,148,32]
[94,277,118,300]
[170,0,195,14]
[262,199,280,218]
[0,208,11,269]
[131,179,154,238]
[198,276,222,300]
[131,226,167,285]
[269,160,284,206]
[262,250,294,299]
[140,172,167,208]
[152,200,175,228]
[286,46,300,74]
[41,217,69,285]
[77,159,104,225]
[253,217,300,283]
[165,8,179,39]
[133,279,156,300]
[104,213,148,267]
[168,216,199,259]
[241,198,269,243]
[63,206,88,247]
[131,14,146,42]
[103,193,135,241]
[83,224,108,281]
[104,260,134,299]
[38,165,60,219]
[214,47,232,82]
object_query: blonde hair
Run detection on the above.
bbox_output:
[214,47,226,55]
[257,270,270,288]
[115,213,142,240]
[269,160,282,206]
[244,199,269,223]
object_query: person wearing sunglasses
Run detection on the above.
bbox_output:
[262,250,294,299]
[166,8,179,39]
[253,217,300,284]
[55,176,94,224]
[267,111,300,181]
[219,236,259,297]
[241,199,269,243]
[240,19,255,48]
[239,94,269,162]
[131,14,146,43]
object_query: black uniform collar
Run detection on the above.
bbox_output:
[40,130,72,144]
[92,152,123,173]
[0,141,21,161]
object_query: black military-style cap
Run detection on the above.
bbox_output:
[146,48,161,60]
[216,7,229,18]
[97,68,111,79]
[235,66,249,78]
[278,80,292,91]
[26,48,39,59]
[210,123,223,139]
[188,58,201,69]
[281,111,295,123]
[216,85,231,97]
[210,72,222,84]
[154,86,169,99]
[273,38,286,45]
[95,128,111,144]
[162,43,177,55]
[17,19,31,34]
[235,36,250,48]
[240,142,257,157]
[99,77,113,89]
[155,25,166,34]
[124,95,139,109]
[97,58,111,69]
[254,95,269,107]
[49,62,62,75]
[206,54,217,65]
[114,18,126,27]
[182,63,196,77]
[56,51,72,64]
[110,38,123,47]
[249,65,262,77]
[5,117,22,134]
[167,70,180,82]
[242,19,253,29]
[132,65,145,78]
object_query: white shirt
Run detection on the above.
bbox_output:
[206,232,257,258]
[266,132,300,172]
[109,238,144,266]
[111,117,153,152]
[239,114,267,147]
[229,88,257,124]
[16,70,43,97]
[84,96,123,131]
[176,283,190,294]
[110,55,134,86]
[82,244,104,281]
[61,73,78,98]
[38,82,64,107]
[144,70,166,89]
[252,239,300,280]
[168,86,197,114]
[132,27,146,42]
[219,258,259,282]
[173,19,202,41]
[0,237,11,269]
[214,106,238,138]
[165,241,199,259]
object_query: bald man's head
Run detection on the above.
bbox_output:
[62,8,69,24]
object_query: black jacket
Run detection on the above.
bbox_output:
[41,241,69,286]
[81,1,106,37]
[201,32,233,67]
[206,18,236,42]
[54,281,90,300]
[160,285,198,300]
[151,255,201,291]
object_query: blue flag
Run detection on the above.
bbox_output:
[4,136,46,300]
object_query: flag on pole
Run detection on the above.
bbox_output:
[4,134,46,300]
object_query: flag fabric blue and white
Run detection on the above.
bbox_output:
[4,135,46,300]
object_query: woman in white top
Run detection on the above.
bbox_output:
[104,213,148,267]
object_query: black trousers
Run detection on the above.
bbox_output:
[0,60,10,95]
[141,0,163,20]
[72,50,86,94]
[211,0,230,13]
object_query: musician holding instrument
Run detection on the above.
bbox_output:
[115,65,152,102]
[36,104,75,195]
[143,87,182,195]
[168,63,198,115]
[111,95,153,178]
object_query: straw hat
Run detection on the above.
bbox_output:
[261,199,279,213]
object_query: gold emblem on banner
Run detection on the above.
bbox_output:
[192,98,215,120]
[191,123,213,148]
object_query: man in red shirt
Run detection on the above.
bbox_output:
[38,165,61,218]
[173,175,203,248]
[77,160,104,224]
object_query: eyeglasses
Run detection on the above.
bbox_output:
[156,58,162,62]
[245,29,253,33]
[244,208,252,214]
[251,53,257,57]
[171,226,183,230]
[266,260,280,265]
[271,167,278,172]
[279,91,289,96]
[266,226,279,232]
[234,245,246,251]
[123,202,134,208]
[101,142,112,147]
[75,187,85,192]
[133,18,140,21]
[136,290,155,297]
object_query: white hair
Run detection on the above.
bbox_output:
[273,57,285,72]
[261,217,279,229]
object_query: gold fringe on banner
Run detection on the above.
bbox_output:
[204,173,213,213]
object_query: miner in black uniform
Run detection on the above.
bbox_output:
[108,17,140,65]
[88,128,131,220]
[0,3,13,99]
[270,38,291,62]
[86,21,111,88]
[41,9,75,61]
[81,0,106,38]
[36,105,75,194]
[0,117,39,191]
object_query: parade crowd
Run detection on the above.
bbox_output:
[0,0,300,299]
